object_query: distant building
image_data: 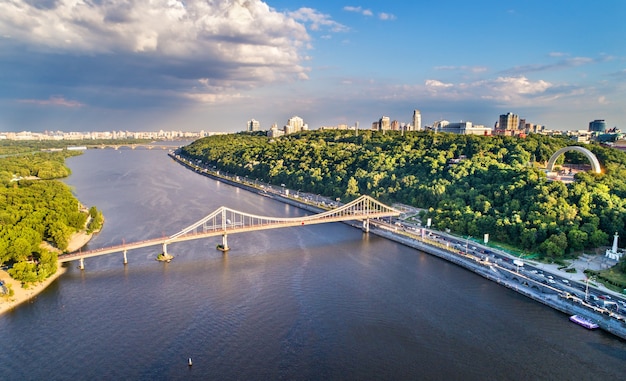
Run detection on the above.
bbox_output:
[589,119,606,133]
[495,112,526,136]
[246,119,260,132]
[499,112,519,131]
[413,110,422,131]
[283,116,307,134]
[436,121,492,135]
[267,123,284,138]
[379,116,390,131]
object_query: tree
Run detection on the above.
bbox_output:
[567,229,588,252]
[345,176,359,198]
[540,233,568,259]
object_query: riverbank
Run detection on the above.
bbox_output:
[0,230,92,315]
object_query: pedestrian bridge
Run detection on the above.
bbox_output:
[58,195,400,268]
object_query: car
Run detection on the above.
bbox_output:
[562,279,570,284]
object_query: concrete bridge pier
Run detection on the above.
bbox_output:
[123,250,128,265]
[218,234,230,252]
[362,218,369,232]
[163,243,168,256]
[78,257,85,270]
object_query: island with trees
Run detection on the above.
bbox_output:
[0,141,111,290]
[179,130,626,290]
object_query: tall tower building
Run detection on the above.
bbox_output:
[589,119,606,132]
[246,119,260,132]
[499,112,519,132]
[287,116,304,131]
[379,116,391,131]
[413,110,422,131]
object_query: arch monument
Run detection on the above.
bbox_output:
[546,146,602,174]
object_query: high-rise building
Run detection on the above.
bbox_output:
[499,112,519,131]
[379,116,390,131]
[589,119,606,132]
[413,110,422,131]
[283,116,307,135]
[246,119,260,132]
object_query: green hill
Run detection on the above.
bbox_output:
[180,130,626,260]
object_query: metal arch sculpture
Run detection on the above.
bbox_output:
[546,146,602,174]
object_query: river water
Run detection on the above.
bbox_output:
[1,146,625,380]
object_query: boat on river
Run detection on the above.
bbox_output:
[569,315,599,329]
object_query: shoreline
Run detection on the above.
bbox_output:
[0,230,93,316]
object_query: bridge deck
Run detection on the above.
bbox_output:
[58,203,397,263]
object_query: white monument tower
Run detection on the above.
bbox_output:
[605,232,624,261]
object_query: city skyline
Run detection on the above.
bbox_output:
[0,1,624,133]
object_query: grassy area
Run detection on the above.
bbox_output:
[586,267,626,294]
[483,240,540,260]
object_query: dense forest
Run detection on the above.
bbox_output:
[0,142,106,283]
[180,130,626,260]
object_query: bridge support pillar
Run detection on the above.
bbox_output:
[78,257,85,270]
[123,250,128,265]
[217,234,230,252]
[163,243,168,256]
[362,218,370,233]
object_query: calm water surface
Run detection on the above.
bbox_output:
[1,147,625,380]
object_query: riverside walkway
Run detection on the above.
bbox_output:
[58,195,399,268]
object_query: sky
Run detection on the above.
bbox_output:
[0,0,625,133]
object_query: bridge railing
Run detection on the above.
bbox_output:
[167,195,399,241]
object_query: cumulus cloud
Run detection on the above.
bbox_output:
[0,0,333,103]
[425,79,454,89]
[488,76,552,96]
[424,76,553,103]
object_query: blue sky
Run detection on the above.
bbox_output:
[1,0,624,133]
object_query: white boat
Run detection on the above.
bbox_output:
[188,357,192,366]
[569,315,599,329]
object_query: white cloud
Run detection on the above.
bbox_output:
[425,79,453,89]
[343,6,373,16]
[490,76,552,95]
[424,76,553,103]
[289,7,349,33]
[378,12,396,21]
[0,0,313,85]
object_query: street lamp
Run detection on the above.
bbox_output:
[585,276,596,302]
[465,235,472,255]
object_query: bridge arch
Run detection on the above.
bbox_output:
[546,146,602,174]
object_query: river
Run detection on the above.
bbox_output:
[1,146,625,380]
